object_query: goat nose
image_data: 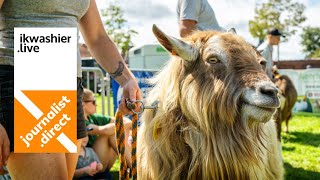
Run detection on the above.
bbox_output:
[258,84,279,98]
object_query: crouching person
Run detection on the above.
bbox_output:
[82,88,132,171]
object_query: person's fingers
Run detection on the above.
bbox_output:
[96,163,103,171]
[118,97,125,112]
[131,91,142,113]
[87,170,94,176]
[128,87,137,102]
[87,124,95,130]
[136,87,142,100]
[118,97,132,115]
[88,169,96,176]
[129,83,142,101]
[119,80,142,114]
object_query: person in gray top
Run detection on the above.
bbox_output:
[257,28,284,79]
[0,0,141,179]
[177,0,224,37]
[74,136,103,179]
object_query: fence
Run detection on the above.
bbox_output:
[82,67,158,116]
[81,67,112,115]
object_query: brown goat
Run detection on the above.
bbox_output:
[137,25,283,179]
[273,66,298,140]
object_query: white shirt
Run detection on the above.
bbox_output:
[176,0,223,31]
[257,41,273,78]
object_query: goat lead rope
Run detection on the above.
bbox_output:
[115,111,128,180]
[115,111,139,180]
[131,113,138,180]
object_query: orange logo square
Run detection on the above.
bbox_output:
[14,90,76,153]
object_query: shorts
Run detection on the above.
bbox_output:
[0,65,87,151]
[77,77,87,139]
[0,65,14,151]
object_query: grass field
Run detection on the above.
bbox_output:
[96,95,320,179]
[95,93,115,116]
[282,113,320,179]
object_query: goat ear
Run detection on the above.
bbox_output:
[228,28,237,34]
[152,24,197,62]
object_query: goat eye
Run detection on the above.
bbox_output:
[208,57,219,64]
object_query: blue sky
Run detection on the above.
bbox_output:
[96,0,320,60]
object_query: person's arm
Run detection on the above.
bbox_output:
[179,20,197,38]
[74,166,96,178]
[79,0,141,113]
[87,123,114,136]
[177,0,200,37]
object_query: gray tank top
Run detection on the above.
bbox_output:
[0,0,90,77]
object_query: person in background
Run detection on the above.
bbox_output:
[0,0,141,179]
[257,28,285,79]
[82,88,132,172]
[73,136,103,179]
[176,0,224,37]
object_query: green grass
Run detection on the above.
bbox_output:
[95,93,115,116]
[110,161,120,180]
[96,95,320,179]
[282,114,320,180]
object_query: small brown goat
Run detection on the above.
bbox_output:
[273,66,298,140]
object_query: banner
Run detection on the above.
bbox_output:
[14,28,77,153]
[280,69,320,113]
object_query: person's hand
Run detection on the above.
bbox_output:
[119,78,142,115]
[84,165,97,176]
[86,124,99,135]
[0,124,10,175]
[96,163,103,172]
[89,161,103,172]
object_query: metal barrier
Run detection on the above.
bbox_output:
[83,67,159,115]
[81,67,112,115]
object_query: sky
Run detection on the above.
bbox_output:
[95,0,320,60]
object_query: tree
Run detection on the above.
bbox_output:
[301,27,320,58]
[249,0,306,44]
[102,3,138,60]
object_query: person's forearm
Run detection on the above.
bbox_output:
[79,0,135,87]
[73,167,87,178]
[179,20,197,37]
[180,27,194,38]
[86,35,134,87]
[92,124,115,136]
